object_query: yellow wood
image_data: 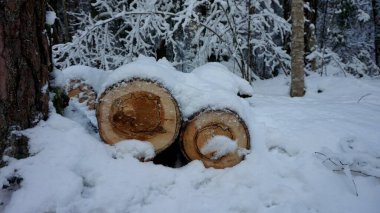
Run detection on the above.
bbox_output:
[97,79,181,154]
[181,110,250,169]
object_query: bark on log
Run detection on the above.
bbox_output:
[97,79,181,154]
[66,79,97,110]
[0,0,50,167]
[180,110,250,169]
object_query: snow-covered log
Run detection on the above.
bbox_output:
[180,109,250,169]
[66,80,97,110]
[96,79,181,154]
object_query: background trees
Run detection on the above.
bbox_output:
[51,0,380,81]
[52,0,291,82]
[314,0,380,77]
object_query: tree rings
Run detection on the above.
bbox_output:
[181,110,250,169]
[97,79,181,154]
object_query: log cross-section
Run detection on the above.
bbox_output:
[66,79,97,110]
[97,79,181,154]
[181,110,250,169]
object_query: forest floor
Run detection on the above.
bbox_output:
[1,67,380,213]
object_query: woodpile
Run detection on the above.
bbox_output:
[63,76,251,169]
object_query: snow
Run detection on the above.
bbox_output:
[1,61,380,213]
[191,63,254,97]
[54,56,252,120]
[40,83,48,94]
[112,140,155,161]
[357,9,370,22]
[45,11,56,26]
[53,65,111,93]
[201,136,238,160]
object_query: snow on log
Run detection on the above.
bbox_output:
[96,79,181,154]
[66,79,97,110]
[181,109,250,169]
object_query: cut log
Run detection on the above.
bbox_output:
[66,79,97,110]
[181,110,250,169]
[97,79,181,154]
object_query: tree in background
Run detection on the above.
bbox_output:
[373,0,380,68]
[50,0,380,80]
[313,0,380,77]
[290,0,305,97]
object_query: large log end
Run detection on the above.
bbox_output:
[97,79,181,154]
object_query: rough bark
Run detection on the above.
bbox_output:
[290,0,305,97]
[0,0,50,167]
[373,0,380,67]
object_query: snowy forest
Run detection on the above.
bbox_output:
[1,0,380,212]
[49,0,380,79]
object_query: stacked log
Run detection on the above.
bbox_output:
[63,77,251,169]
[181,110,250,168]
[66,79,97,110]
[96,79,181,154]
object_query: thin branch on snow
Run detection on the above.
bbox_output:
[357,93,371,103]
[315,152,380,179]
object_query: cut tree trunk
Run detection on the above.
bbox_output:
[96,79,181,154]
[180,110,250,169]
[0,0,50,167]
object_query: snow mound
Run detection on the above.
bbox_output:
[1,75,380,213]
[112,140,155,161]
[46,11,56,26]
[191,63,254,97]
[53,65,111,93]
[55,56,252,121]
[200,136,238,160]
[101,56,182,94]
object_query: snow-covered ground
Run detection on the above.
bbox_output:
[1,61,380,213]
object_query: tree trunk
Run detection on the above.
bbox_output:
[0,0,50,166]
[97,79,181,154]
[290,0,305,97]
[373,0,380,67]
[305,0,318,71]
[304,0,318,53]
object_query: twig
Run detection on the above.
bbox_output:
[357,93,371,103]
[315,152,380,179]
